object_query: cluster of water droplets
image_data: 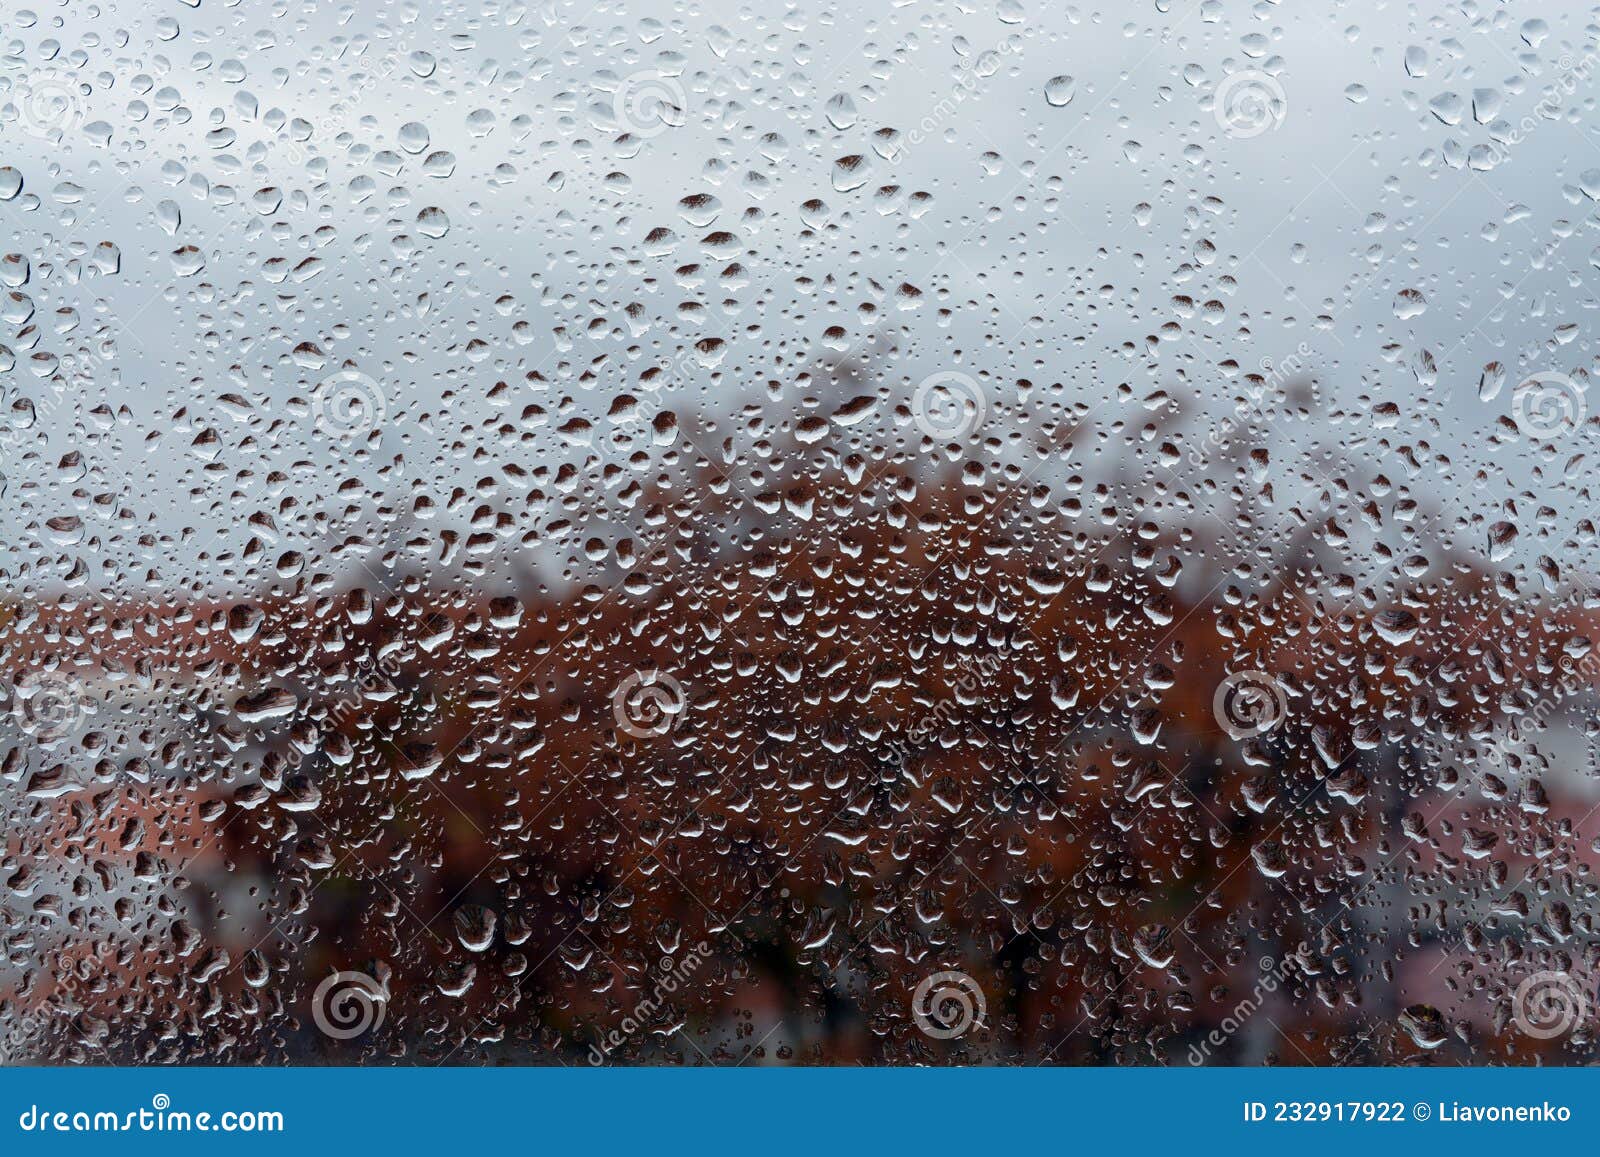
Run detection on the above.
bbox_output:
[0,0,1598,1064]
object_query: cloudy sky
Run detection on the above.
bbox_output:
[2,0,1596,594]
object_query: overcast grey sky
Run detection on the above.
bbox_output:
[3,0,1597,595]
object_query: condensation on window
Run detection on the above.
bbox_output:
[0,0,1596,1065]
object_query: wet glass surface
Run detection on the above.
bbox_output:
[2,0,1599,1065]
